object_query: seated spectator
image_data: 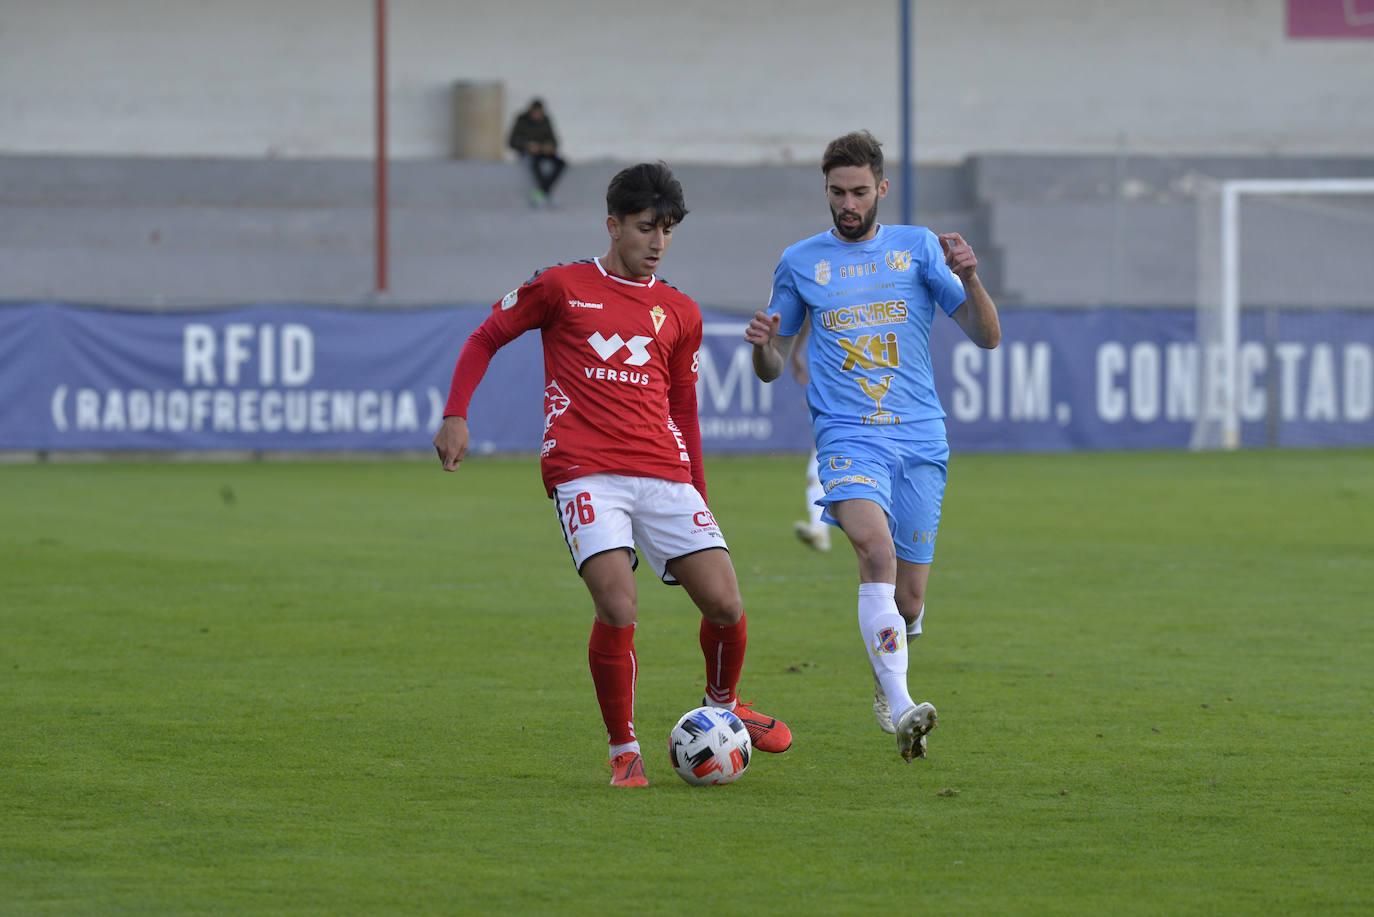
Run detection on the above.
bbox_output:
[507,98,566,207]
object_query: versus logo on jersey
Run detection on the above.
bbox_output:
[588,332,652,366]
[814,260,831,285]
[583,332,653,386]
[885,250,912,271]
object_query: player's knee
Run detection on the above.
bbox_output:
[593,603,637,627]
[591,590,638,627]
[895,589,925,624]
[851,538,898,582]
[697,591,743,627]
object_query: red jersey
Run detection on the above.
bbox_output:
[444,258,707,498]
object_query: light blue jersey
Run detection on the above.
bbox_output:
[769,222,968,563]
[769,223,967,444]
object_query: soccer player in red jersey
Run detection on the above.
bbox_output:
[433,162,791,787]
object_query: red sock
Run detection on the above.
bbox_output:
[700,614,746,706]
[588,620,637,745]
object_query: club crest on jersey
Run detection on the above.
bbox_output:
[885,250,912,271]
[543,379,571,433]
[814,260,831,285]
[859,374,899,425]
[650,305,666,334]
[501,289,519,310]
[873,626,904,655]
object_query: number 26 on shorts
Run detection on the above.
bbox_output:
[563,491,595,533]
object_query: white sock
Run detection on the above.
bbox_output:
[857,582,915,724]
[609,740,641,758]
[907,603,925,640]
[805,449,824,527]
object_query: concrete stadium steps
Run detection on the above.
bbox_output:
[0,155,988,312]
[6,152,1369,311]
[973,153,1374,307]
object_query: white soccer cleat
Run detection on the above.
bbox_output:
[896,702,938,762]
[793,520,831,551]
[873,670,896,734]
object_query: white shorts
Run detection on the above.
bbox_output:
[552,473,728,585]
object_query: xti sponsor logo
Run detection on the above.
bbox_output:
[840,333,900,370]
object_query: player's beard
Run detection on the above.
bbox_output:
[831,201,879,241]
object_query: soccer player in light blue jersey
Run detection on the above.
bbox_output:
[746,130,1001,762]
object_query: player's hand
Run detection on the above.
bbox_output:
[939,232,978,281]
[433,416,470,471]
[744,311,782,347]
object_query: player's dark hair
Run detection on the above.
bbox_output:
[605,161,688,226]
[822,130,884,184]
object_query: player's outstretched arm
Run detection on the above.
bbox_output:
[745,311,797,382]
[433,415,470,471]
[941,232,1001,350]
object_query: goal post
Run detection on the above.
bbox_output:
[1193,178,1374,450]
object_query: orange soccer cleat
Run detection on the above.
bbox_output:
[731,701,793,754]
[607,751,649,787]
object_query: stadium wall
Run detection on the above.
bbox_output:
[2,0,1372,164]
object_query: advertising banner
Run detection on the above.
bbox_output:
[1287,0,1374,38]
[1,302,1369,454]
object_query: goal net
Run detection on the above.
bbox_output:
[1193,178,1374,449]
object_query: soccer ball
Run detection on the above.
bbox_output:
[668,705,751,786]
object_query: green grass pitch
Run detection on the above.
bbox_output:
[2,451,1371,915]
